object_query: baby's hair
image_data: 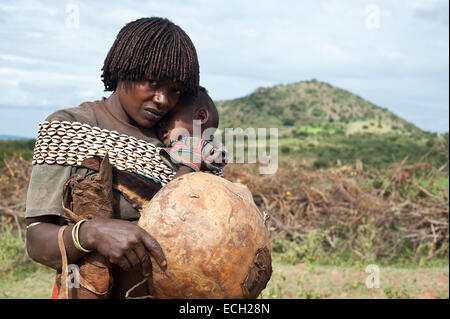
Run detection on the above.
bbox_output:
[101,17,199,94]
[183,86,219,129]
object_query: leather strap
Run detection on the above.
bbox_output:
[57,224,113,297]
[57,225,69,299]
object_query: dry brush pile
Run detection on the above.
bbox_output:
[0,155,32,244]
[223,160,449,263]
[1,154,448,263]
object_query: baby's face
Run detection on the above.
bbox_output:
[156,105,197,146]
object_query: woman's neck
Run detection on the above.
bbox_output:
[105,91,130,124]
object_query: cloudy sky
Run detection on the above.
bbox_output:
[0,0,448,137]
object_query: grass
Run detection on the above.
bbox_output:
[0,266,55,299]
[398,174,449,203]
[260,260,449,299]
[1,251,447,299]
[260,235,449,299]
[0,219,56,299]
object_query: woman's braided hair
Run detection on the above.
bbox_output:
[101,17,199,94]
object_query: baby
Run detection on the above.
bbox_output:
[156,86,226,178]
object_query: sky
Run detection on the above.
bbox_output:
[0,0,448,137]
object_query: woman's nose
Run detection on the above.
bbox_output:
[153,89,169,108]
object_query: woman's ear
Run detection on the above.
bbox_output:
[195,108,209,125]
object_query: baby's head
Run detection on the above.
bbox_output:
[157,87,219,146]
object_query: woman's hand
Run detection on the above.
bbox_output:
[79,218,167,277]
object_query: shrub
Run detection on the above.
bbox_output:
[281,146,291,153]
[268,105,283,116]
[282,118,295,126]
[253,100,264,110]
[312,108,324,117]
[313,158,329,169]
[293,131,309,138]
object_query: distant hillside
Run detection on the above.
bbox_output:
[216,80,421,135]
[0,135,30,140]
[0,139,35,164]
[215,80,448,169]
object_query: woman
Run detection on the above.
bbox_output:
[25,17,200,298]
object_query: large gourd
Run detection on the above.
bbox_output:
[138,172,272,298]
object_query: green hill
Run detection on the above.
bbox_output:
[216,79,420,134]
[215,80,448,169]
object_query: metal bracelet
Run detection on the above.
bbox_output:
[72,219,93,253]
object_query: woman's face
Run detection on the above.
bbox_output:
[118,80,183,128]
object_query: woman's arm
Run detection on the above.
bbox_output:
[26,216,85,270]
[25,216,167,276]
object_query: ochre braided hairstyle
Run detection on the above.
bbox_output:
[101,17,199,95]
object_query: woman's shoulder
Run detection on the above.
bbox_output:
[44,99,106,126]
[41,98,163,145]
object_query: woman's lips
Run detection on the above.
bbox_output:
[143,109,163,122]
